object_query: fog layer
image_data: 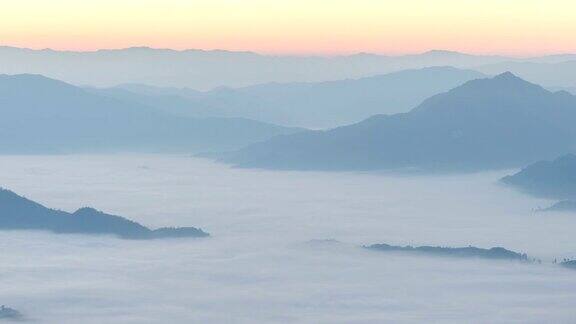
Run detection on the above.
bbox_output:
[1,155,575,323]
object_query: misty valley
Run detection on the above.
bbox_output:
[1,154,576,323]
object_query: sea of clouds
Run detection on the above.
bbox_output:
[1,154,576,323]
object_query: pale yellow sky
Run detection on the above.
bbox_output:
[1,0,575,55]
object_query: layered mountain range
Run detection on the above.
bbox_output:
[221,73,576,171]
[0,74,302,153]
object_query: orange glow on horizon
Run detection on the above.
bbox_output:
[1,0,575,56]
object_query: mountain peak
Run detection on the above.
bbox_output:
[483,72,546,92]
[455,71,544,94]
[411,72,549,116]
[73,207,102,215]
[494,71,521,81]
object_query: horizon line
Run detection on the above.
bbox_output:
[2,44,574,59]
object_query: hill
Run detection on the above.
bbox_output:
[0,188,209,239]
[541,200,576,213]
[501,154,576,200]
[365,243,528,261]
[0,305,23,320]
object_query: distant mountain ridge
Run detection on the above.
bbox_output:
[0,74,303,154]
[100,67,487,128]
[0,188,209,239]
[0,46,529,89]
[221,73,576,171]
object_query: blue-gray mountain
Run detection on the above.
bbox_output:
[542,201,576,213]
[0,74,302,154]
[0,305,22,320]
[501,154,576,200]
[366,243,528,261]
[0,188,209,239]
[561,260,576,270]
[98,67,486,128]
[221,73,576,171]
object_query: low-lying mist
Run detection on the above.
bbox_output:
[1,154,575,323]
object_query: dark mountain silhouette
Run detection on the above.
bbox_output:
[366,243,528,261]
[221,73,576,171]
[0,188,209,239]
[101,67,486,128]
[0,46,512,89]
[541,200,576,213]
[501,154,576,200]
[0,74,303,154]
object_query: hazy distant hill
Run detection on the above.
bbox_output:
[87,86,214,119]
[477,61,576,89]
[541,200,576,213]
[0,305,22,320]
[501,154,576,200]
[561,260,576,270]
[0,46,513,89]
[0,74,303,154]
[366,243,528,261]
[221,73,576,171]
[0,188,209,239]
[548,86,576,95]
[103,67,486,128]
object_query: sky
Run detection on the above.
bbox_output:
[1,0,575,55]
